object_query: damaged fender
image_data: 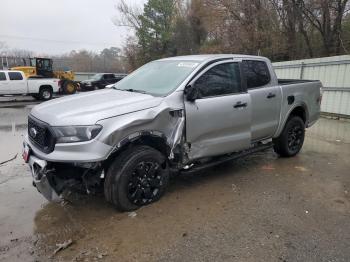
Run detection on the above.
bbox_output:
[97,94,186,161]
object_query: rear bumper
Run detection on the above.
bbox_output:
[307,111,320,128]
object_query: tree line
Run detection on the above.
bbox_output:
[2,1,349,73]
[0,44,127,73]
[52,47,127,73]
[117,0,350,70]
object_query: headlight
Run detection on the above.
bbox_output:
[52,125,102,143]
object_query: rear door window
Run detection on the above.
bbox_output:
[0,72,7,81]
[242,60,270,89]
[8,72,23,80]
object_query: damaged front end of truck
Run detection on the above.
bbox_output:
[28,155,104,202]
[24,99,188,203]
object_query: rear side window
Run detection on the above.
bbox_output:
[0,72,6,81]
[194,63,241,98]
[103,74,114,79]
[115,75,126,81]
[8,72,23,80]
[242,60,270,89]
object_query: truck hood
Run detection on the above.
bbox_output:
[30,89,163,126]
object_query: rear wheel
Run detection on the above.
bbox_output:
[273,116,305,157]
[39,87,53,101]
[104,146,169,211]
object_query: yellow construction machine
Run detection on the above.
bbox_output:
[10,57,77,94]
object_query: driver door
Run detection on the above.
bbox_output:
[185,61,252,160]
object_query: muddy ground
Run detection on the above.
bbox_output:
[0,101,349,262]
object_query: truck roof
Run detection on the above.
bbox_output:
[0,70,23,73]
[158,54,270,62]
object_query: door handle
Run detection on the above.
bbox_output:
[233,102,247,108]
[267,93,276,99]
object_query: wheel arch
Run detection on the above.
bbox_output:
[103,131,172,171]
[274,103,309,138]
[39,85,53,92]
[289,104,308,123]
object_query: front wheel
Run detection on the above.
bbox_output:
[104,146,169,211]
[273,116,305,157]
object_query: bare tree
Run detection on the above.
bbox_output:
[299,0,350,55]
[0,41,7,55]
[202,0,282,57]
[4,48,34,58]
[113,0,143,30]
[270,0,314,58]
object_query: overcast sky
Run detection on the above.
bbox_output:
[0,0,146,55]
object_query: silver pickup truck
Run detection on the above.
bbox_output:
[23,55,322,211]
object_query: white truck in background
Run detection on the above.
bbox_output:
[0,70,60,100]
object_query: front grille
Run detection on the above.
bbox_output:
[28,116,56,153]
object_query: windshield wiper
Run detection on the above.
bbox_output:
[114,88,146,94]
[126,88,146,94]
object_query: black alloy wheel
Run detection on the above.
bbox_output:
[104,145,169,211]
[287,124,304,152]
[273,116,305,157]
[127,161,163,205]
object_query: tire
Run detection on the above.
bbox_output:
[273,116,305,157]
[39,87,53,101]
[104,145,169,211]
[62,80,77,94]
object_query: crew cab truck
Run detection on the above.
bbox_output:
[23,55,322,211]
[0,70,60,100]
[79,73,127,91]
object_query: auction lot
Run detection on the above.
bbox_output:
[0,98,349,262]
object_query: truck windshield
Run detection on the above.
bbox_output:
[90,74,102,80]
[113,60,199,96]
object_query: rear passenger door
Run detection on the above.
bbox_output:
[185,61,251,160]
[0,72,9,94]
[242,60,281,141]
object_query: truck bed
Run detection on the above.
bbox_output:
[276,78,321,133]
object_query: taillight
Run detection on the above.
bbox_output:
[58,80,62,87]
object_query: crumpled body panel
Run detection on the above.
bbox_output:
[97,91,186,160]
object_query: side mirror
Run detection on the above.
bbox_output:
[185,84,199,101]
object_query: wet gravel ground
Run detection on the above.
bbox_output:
[0,103,349,262]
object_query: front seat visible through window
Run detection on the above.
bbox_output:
[194,63,242,98]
